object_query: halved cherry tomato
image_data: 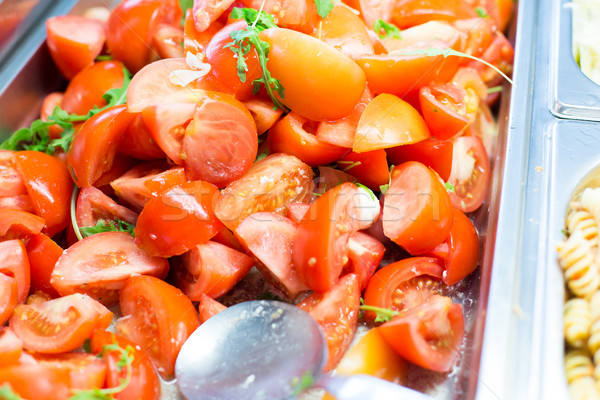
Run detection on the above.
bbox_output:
[0,363,72,400]
[353,93,430,153]
[259,28,366,121]
[363,256,445,317]
[447,135,490,212]
[134,180,223,257]
[91,330,161,400]
[378,295,465,372]
[46,15,106,79]
[419,84,471,139]
[235,212,308,298]
[268,112,348,166]
[76,186,138,229]
[337,149,389,191]
[244,96,284,134]
[386,137,454,181]
[0,274,17,326]
[172,240,254,299]
[293,183,360,292]
[391,0,477,28]
[117,275,199,378]
[25,234,62,298]
[51,232,169,306]
[298,273,360,372]
[119,114,166,160]
[13,150,73,236]
[9,293,112,353]
[33,353,107,390]
[344,231,385,290]
[214,153,314,231]
[317,3,375,60]
[68,105,136,187]
[0,209,45,241]
[198,293,227,323]
[61,60,126,116]
[0,239,30,304]
[0,328,22,367]
[382,162,454,254]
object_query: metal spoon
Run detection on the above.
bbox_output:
[175,300,432,400]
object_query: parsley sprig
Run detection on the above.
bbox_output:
[0,66,131,154]
[225,8,288,111]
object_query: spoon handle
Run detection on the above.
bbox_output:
[320,374,433,400]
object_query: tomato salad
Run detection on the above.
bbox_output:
[0,0,514,398]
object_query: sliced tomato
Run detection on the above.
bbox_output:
[25,234,62,298]
[467,31,514,87]
[235,212,308,298]
[378,295,465,372]
[13,150,73,237]
[117,275,199,378]
[286,202,310,224]
[313,166,357,197]
[214,153,314,231]
[244,96,284,135]
[152,23,184,59]
[382,162,454,254]
[363,256,445,317]
[33,353,107,390]
[386,137,454,181]
[293,183,360,292]
[0,274,17,326]
[353,93,430,153]
[0,328,22,367]
[134,180,223,257]
[0,195,34,213]
[0,151,26,198]
[39,93,65,139]
[9,293,112,353]
[419,84,471,140]
[297,273,360,372]
[68,105,135,187]
[240,0,318,31]
[447,135,490,212]
[76,186,138,229]
[268,112,348,166]
[119,114,166,160]
[453,17,494,59]
[337,149,389,191]
[91,330,161,400]
[184,10,224,55]
[0,363,72,400]
[92,154,138,189]
[172,240,254,300]
[382,20,462,53]
[0,240,30,304]
[317,3,374,60]
[344,231,385,290]
[198,293,227,324]
[391,0,477,28]
[46,15,106,79]
[0,209,45,241]
[192,0,235,32]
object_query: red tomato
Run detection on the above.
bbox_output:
[453,17,494,59]
[317,3,374,60]
[387,137,454,181]
[111,162,187,212]
[9,293,112,353]
[0,195,34,213]
[91,330,161,400]
[0,239,30,304]
[33,353,107,390]
[46,15,106,79]
[382,162,454,254]
[0,274,17,326]
[0,209,45,241]
[259,28,366,121]
[0,328,22,367]
[343,0,394,27]
[286,202,310,224]
[92,154,138,189]
[172,240,254,300]
[382,20,462,53]
[447,135,490,212]
[61,60,126,116]
[198,293,227,324]
[244,96,284,134]
[293,183,360,293]
[76,186,138,229]
[0,363,72,400]
[134,180,223,257]
[378,295,465,372]
[40,92,65,139]
[152,23,184,59]
[184,91,258,187]
[363,256,444,317]
[184,10,224,55]
[337,149,389,191]
[344,231,385,290]
[298,273,360,372]
[51,232,169,305]
[192,0,234,32]
[391,0,477,28]
[68,105,136,187]
[25,234,62,298]
[353,93,430,153]
[235,212,308,298]
[0,150,26,197]
[13,151,72,237]
[268,112,348,167]
[419,84,471,140]
[119,114,166,160]
[117,275,199,378]
[240,0,318,31]
[313,166,356,198]
[467,31,514,87]
[214,153,314,231]
[106,0,179,72]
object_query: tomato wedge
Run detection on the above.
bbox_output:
[419,83,471,140]
[25,234,62,298]
[0,239,30,304]
[317,3,374,60]
[198,293,227,324]
[0,363,72,400]
[76,186,138,229]
[33,353,107,390]
[337,149,389,191]
[387,137,454,181]
[9,293,112,353]
[0,209,45,241]
[447,135,490,212]
[0,328,22,367]
[0,150,27,197]
[391,0,477,28]
[117,275,200,378]
[0,274,17,326]
[344,231,385,290]
[51,232,169,306]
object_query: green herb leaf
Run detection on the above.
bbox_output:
[336,160,361,172]
[70,186,84,241]
[68,388,112,400]
[79,219,136,238]
[355,182,376,201]
[179,0,194,25]
[487,85,503,94]
[313,0,334,19]
[229,7,278,30]
[444,182,455,193]
[373,19,402,39]
[290,370,315,397]
[359,304,400,323]
[95,55,113,61]
[475,6,489,18]
[0,385,23,400]
[255,150,269,162]
[379,184,389,194]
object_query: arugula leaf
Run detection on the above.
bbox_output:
[444,182,455,193]
[313,0,334,19]
[229,7,278,30]
[359,303,400,323]
[373,19,402,39]
[79,219,136,238]
[179,0,194,25]
[68,389,112,400]
[0,385,23,400]
[475,6,489,18]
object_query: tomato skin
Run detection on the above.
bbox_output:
[391,0,477,28]
[40,92,65,139]
[119,114,166,160]
[317,3,374,60]
[337,149,389,191]
[68,105,136,187]
[268,112,348,167]
[293,183,360,293]
[117,275,200,378]
[192,0,234,32]
[13,151,73,237]
[298,273,360,372]
[184,10,224,55]
[0,273,17,326]
[244,96,284,134]
[344,231,385,290]
[46,16,106,79]
[0,328,22,367]
[259,28,366,121]
[61,60,126,116]
[419,84,470,140]
[33,353,107,390]
[25,234,62,298]
[51,232,169,306]
[91,330,161,400]
[382,162,454,254]
[447,135,490,212]
[76,186,138,229]
[152,23,184,59]
[9,293,113,353]
[0,150,27,197]
[467,32,514,87]
[198,293,227,323]
[240,0,318,31]
[0,363,72,400]
[134,180,223,257]
[378,295,465,372]
[0,239,30,305]
[0,209,45,240]
[387,138,454,182]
